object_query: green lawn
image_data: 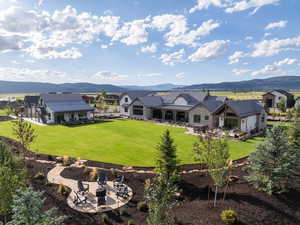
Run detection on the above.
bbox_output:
[0,120,263,167]
[0,109,6,116]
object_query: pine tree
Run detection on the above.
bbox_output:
[288,106,300,150]
[246,126,299,194]
[0,142,26,223]
[156,129,179,182]
[7,187,66,225]
[145,130,179,225]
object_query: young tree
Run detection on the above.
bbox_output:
[278,98,287,112]
[0,142,26,224]
[12,118,37,156]
[145,130,179,225]
[193,135,230,207]
[156,129,179,182]
[145,177,178,225]
[288,106,300,150]
[246,126,299,194]
[7,187,66,225]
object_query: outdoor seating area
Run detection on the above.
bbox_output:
[47,166,133,214]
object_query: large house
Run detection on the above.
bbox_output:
[262,89,295,109]
[120,91,266,133]
[24,93,95,124]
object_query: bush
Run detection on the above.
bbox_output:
[57,183,68,196]
[89,167,98,181]
[83,166,90,175]
[101,213,110,224]
[221,209,237,224]
[110,168,117,177]
[119,207,129,217]
[63,156,70,166]
[127,219,135,225]
[34,172,45,180]
[137,201,148,212]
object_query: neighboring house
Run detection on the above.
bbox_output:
[123,91,266,133]
[0,96,17,102]
[103,93,121,105]
[262,89,295,109]
[120,91,154,116]
[24,93,95,124]
[82,95,96,104]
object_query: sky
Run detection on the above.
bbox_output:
[0,0,299,86]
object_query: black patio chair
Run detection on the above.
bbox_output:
[77,180,89,194]
[116,185,129,199]
[113,175,124,188]
[97,172,108,187]
[73,191,87,205]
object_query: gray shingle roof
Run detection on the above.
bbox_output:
[40,93,94,113]
[137,96,163,107]
[161,105,193,111]
[225,100,264,118]
[206,95,227,102]
[122,91,153,99]
[201,100,224,112]
[264,89,294,98]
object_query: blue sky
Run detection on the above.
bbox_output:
[0,0,299,85]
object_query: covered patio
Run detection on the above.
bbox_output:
[151,105,191,123]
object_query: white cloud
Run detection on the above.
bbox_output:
[189,0,224,13]
[0,34,23,52]
[264,32,271,37]
[252,36,300,57]
[189,0,279,14]
[137,73,162,77]
[273,58,298,66]
[225,0,279,14]
[251,64,291,76]
[232,68,251,76]
[160,49,185,66]
[25,46,82,59]
[141,43,157,53]
[92,70,128,81]
[101,44,108,49]
[188,40,229,62]
[245,36,253,40]
[111,17,150,45]
[265,20,287,30]
[228,51,248,64]
[152,15,219,47]
[175,72,185,79]
[38,0,44,7]
[0,67,68,82]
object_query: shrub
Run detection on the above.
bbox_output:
[57,183,68,196]
[127,219,135,225]
[110,168,117,177]
[83,166,90,175]
[101,213,110,224]
[76,157,81,165]
[119,207,129,216]
[137,201,148,212]
[89,167,98,181]
[221,209,237,224]
[34,172,45,180]
[63,156,70,166]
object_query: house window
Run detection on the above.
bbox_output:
[205,115,209,120]
[124,107,128,113]
[125,97,128,103]
[193,115,201,123]
[133,105,143,115]
[48,113,51,120]
[261,114,265,122]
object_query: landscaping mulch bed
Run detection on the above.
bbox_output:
[60,166,300,225]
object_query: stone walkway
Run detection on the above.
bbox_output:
[47,165,133,213]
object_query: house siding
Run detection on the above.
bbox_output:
[189,105,214,128]
[174,97,188,105]
[120,94,132,116]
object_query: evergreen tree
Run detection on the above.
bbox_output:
[156,129,179,182]
[145,130,179,225]
[288,106,300,150]
[7,187,66,225]
[0,142,26,223]
[246,126,299,194]
[193,135,230,207]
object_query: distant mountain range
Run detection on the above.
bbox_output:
[180,76,300,91]
[0,76,300,94]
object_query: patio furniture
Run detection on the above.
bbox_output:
[113,175,124,188]
[97,172,108,187]
[73,191,87,205]
[96,187,107,206]
[77,180,89,194]
[116,184,129,199]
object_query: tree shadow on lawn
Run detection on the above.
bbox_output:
[63,120,114,128]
